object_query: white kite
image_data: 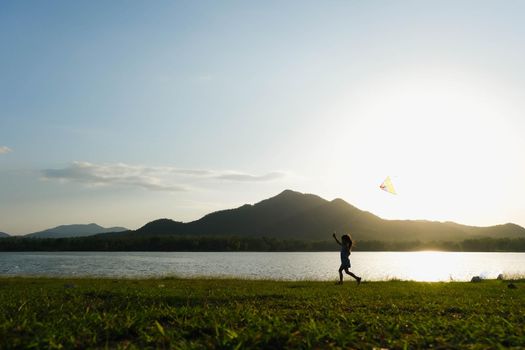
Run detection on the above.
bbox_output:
[380,176,396,195]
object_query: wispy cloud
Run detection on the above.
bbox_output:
[0,146,12,154]
[42,162,186,192]
[216,172,285,182]
[42,161,286,192]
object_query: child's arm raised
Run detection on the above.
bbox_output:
[332,232,341,245]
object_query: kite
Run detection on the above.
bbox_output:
[380,176,396,195]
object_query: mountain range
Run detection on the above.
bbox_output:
[26,223,128,239]
[106,190,525,242]
[0,232,9,238]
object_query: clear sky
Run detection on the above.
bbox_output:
[1,1,524,235]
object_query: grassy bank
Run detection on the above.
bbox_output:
[1,277,524,349]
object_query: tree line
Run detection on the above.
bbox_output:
[1,235,525,252]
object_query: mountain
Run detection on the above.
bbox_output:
[118,190,525,242]
[0,232,9,238]
[26,223,128,239]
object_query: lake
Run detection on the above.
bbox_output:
[1,251,524,282]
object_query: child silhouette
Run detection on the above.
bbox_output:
[333,232,361,285]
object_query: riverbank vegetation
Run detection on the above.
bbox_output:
[1,235,525,252]
[0,277,523,348]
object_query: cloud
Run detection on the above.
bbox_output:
[0,146,12,154]
[42,162,286,192]
[216,172,286,182]
[42,162,187,192]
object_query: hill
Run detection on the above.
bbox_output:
[115,190,525,242]
[0,232,9,238]
[26,223,128,239]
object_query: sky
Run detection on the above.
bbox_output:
[1,1,525,235]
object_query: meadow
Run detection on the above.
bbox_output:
[0,277,523,349]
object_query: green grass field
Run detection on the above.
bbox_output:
[1,277,524,349]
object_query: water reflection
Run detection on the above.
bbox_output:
[0,251,523,282]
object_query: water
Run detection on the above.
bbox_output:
[1,251,524,281]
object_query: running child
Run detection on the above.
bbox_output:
[333,232,361,284]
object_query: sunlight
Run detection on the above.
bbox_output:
[357,251,481,282]
[327,71,523,225]
[400,251,455,282]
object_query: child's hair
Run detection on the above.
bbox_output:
[341,234,353,250]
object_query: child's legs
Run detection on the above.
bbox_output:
[338,266,344,282]
[344,268,359,280]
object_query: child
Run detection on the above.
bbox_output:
[333,232,361,284]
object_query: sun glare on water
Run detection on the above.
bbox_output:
[401,251,457,282]
[357,251,505,282]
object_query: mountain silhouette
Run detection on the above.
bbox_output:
[26,223,128,239]
[0,232,9,238]
[118,190,525,242]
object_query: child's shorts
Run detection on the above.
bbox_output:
[340,259,351,269]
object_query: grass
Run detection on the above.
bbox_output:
[0,277,524,349]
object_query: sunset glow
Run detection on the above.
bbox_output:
[1,2,525,234]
